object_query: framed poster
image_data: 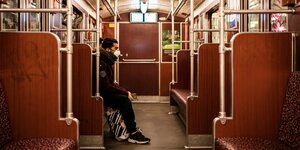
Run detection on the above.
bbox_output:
[271,0,288,32]
[229,15,237,29]
[226,1,239,29]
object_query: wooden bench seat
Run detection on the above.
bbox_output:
[169,45,231,147]
[0,81,76,150]
[214,33,297,150]
[61,44,103,148]
[169,50,193,123]
[0,32,79,150]
[216,137,292,150]
[2,138,75,150]
[170,88,189,106]
[170,88,189,121]
[216,72,300,150]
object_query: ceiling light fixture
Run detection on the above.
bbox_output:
[140,0,148,13]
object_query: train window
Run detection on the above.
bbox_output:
[226,1,239,29]
[1,0,19,31]
[161,22,183,62]
[130,12,158,23]
[211,11,219,43]
[270,0,288,32]
[28,0,41,31]
[248,0,262,32]
[162,30,180,50]
[144,12,158,23]
[130,12,144,23]
[211,10,228,43]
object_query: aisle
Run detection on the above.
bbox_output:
[104,103,186,150]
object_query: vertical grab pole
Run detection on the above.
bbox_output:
[114,0,118,83]
[66,0,74,122]
[219,0,226,121]
[189,0,195,97]
[292,33,296,72]
[96,0,101,97]
[171,0,175,83]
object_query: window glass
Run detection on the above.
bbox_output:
[226,1,239,29]
[248,0,261,32]
[1,0,19,31]
[28,0,41,31]
[130,12,143,23]
[211,12,219,43]
[271,0,288,32]
[161,22,182,62]
[144,12,158,23]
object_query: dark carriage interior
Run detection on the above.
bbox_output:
[0,0,299,149]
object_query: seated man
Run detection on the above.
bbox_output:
[99,38,151,144]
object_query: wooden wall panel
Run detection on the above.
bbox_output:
[188,44,231,134]
[215,33,292,139]
[118,23,159,95]
[119,23,159,60]
[173,50,191,89]
[282,0,300,6]
[0,32,78,141]
[62,44,102,135]
[160,63,172,96]
[102,23,115,39]
[171,50,198,91]
[119,63,159,95]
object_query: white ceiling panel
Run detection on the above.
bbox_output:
[85,0,204,18]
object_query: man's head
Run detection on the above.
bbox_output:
[102,38,119,53]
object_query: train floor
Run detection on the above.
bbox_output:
[104,103,186,150]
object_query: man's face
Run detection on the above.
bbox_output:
[110,43,119,52]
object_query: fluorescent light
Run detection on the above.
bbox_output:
[140,1,148,13]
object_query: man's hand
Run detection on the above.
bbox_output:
[128,91,134,101]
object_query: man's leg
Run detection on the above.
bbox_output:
[103,94,150,144]
[103,94,137,133]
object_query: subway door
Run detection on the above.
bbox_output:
[118,23,159,95]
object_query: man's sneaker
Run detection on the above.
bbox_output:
[128,131,150,144]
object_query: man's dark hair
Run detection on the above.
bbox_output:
[99,37,104,44]
[102,38,118,49]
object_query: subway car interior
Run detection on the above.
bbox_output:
[0,0,300,149]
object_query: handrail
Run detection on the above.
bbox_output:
[174,40,203,43]
[96,0,101,98]
[218,0,226,122]
[172,0,187,16]
[102,0,116,16]
[189,0,195,98]
[193,29,239,32]
[171,0,175,83]
[65,0,74,123]
[166,9,172,20]
[122,58,156,62]
[51,29,97,32]
[0,8,68,13]
[114,0,118,84]
[292,33,296,72]
[85,41,97,43]
[224,9,295,14]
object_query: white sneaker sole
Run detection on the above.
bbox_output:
[128,138,150,144]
